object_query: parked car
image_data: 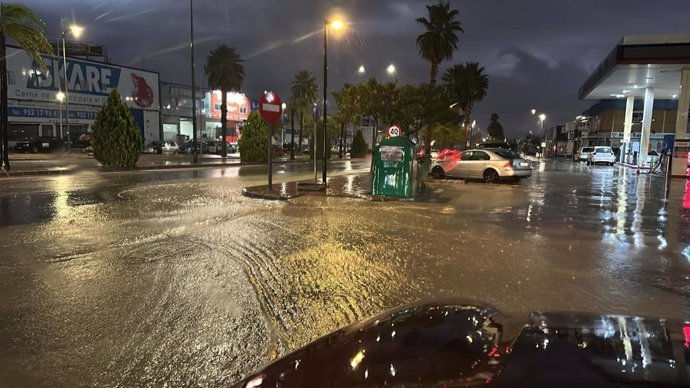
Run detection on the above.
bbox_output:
[431,148,532,183]
[574,146,595,162]
[143,140,179,154]
[587,146,616,165]
[14,136,62,153]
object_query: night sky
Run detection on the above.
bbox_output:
[23,0,690,137]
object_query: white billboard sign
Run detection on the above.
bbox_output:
[6,46,159,110]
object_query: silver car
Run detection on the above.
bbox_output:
[431,148,532,183]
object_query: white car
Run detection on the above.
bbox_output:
[574,147,595,162]
[143,141,179,155]
[587,146,616,165]
[431,148,532,183]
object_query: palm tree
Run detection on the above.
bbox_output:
[205,45,244,157]
[0,4,53,170]
[290,70,318,153]
[416,1,463,85]
[443,62,489,146]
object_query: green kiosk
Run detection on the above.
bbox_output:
[371,129,423,198]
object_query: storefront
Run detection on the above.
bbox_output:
[6,46,160,147]
[160,81,207,143]
[203,90,250,142]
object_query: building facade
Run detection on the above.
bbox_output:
[566,99,687,157]
[6,45,160,147]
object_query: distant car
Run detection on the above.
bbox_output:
[14,137,62,153]
[574,147,595,162]
[143,140,179,154]
[431,148,532,183]
[587,146,616,165]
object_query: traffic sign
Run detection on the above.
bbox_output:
[387,125,401,138]
[259,91,282,124]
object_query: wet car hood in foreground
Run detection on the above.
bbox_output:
[232,303,690,387]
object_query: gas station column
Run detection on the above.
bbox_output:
[622,96,634,163]
[638,88,654,168]
[675,69,690,140]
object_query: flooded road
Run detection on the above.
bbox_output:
[1,160,689,386]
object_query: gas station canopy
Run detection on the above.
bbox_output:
[579,34,690,100]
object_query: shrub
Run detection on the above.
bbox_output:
[350,130,367,158]
[92,90,142,168]
[238,112,268,163]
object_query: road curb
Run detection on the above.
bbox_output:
[0,169,71,178]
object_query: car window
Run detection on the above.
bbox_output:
[582,147,594,152]
[460,151,473,160]
[474,151,490,161]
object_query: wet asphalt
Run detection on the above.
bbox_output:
[0,159,689,386]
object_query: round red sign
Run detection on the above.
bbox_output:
[259,91,282,124]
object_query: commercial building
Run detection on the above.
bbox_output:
[5,45,160,147]
[160,81,207,143]
[578,34,690,166]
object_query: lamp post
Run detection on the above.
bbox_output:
[56,91,65,143]
[60,20,83,152]
[190,0,198,163]
[322,18,344,184]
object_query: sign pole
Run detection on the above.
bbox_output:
[268,123,273,190]
[314,121,318,183]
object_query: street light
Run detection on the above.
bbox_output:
[56,92,65,144]
[60,20,83,152]
[531,108,536,115]
[538,113,546,135]
[357,65,365,75]
[323,17,345,184]
[386,64,396,76]
[190,0,198,163]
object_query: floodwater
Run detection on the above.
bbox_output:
[0,160,689,386]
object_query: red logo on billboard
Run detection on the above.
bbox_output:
[130,73,154,108]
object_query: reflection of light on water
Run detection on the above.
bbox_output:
[615,170,628,237]
[526,203,533,222]
[51,175,73,220]
[657,235,668,250]
[345,175,355,193]
[682,246,690,263]
[280,182,288,196]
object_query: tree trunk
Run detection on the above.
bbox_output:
[290,109,295,160]
[424,125,433,154]
[1,35,9,170]
[430,61,438,86]
[463,106,472,148]
[339,122,345,159]
[297,111,304,154]
[220,89,228,157]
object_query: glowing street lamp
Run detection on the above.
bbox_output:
[386,64,396,76]
[322,16,346,184]
[357,65,365,75]
[60,20,83,152]
[531,108,536,115]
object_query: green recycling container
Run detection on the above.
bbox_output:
[372,136,419,198]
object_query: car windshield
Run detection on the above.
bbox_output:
[3,2,689,387]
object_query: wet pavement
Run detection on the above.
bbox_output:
[1,160,689,386]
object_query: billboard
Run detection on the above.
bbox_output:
[205,90,249,122]
[6,46,159,110]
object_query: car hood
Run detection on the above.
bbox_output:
[231,302,689,387]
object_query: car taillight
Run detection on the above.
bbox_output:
[503,160,513,167]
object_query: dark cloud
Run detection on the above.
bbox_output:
[22,0,690,136]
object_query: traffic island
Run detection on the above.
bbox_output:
[242,173,373,201]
